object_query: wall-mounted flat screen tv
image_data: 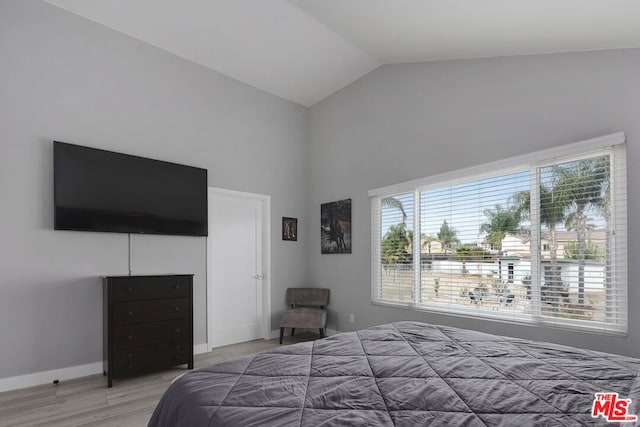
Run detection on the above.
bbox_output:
[54,141,208,236]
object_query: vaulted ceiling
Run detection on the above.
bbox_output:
[44,0,640,106]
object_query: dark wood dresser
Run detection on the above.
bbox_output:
[103,274,193,387]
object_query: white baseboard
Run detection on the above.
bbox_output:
[1,336,329,393]
[0,361,103,394]
[193,343,209,355]
[269,328,342,340]
[0,343,209,393]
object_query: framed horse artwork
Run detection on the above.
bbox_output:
[320,199,352,254]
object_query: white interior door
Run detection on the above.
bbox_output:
[207,188,270,348]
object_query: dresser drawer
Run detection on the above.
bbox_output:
[112,298,190,326]
[109,276,190,302]
[113,341,190,376]
[112,319,191,350]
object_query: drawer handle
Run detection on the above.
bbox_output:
[127,287,133,293]
[175,344,181,349]
[127,311,134,317]
[175,328,181,333]
[127,334,134,340]
[174,306,180,312]
[174,284,181,290]
[127,352,134,358]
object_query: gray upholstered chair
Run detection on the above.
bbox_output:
[279,288,330,344]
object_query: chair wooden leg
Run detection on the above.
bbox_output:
[319,328,325,338]
[279,327,284,344]
[291,328,295,337]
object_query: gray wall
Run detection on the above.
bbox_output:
[308,49,640,358]
[0,0,309,378]
[2,0,639,382]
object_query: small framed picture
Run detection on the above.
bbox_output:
[282,217,297,241]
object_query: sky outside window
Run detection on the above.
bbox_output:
[381,171,530,244]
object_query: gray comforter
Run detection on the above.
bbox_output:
[149,321,640,426]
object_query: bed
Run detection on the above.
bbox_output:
[149,321,640,426]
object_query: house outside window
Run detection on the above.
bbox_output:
[370,133,627,335]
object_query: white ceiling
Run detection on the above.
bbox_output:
[43,0,640,107]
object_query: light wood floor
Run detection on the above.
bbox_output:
[0,333,319,427]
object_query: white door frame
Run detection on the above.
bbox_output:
[207,187,271,350]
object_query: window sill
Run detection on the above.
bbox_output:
[370,299,627,337]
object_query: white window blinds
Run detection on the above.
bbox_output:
[370,133,627,334]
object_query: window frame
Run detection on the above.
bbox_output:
[370,132,627,335]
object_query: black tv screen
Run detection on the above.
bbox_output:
[54,141,208,236]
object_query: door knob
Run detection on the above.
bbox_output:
[253,274,264,280]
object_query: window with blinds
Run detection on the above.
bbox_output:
[370,134,627,334]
